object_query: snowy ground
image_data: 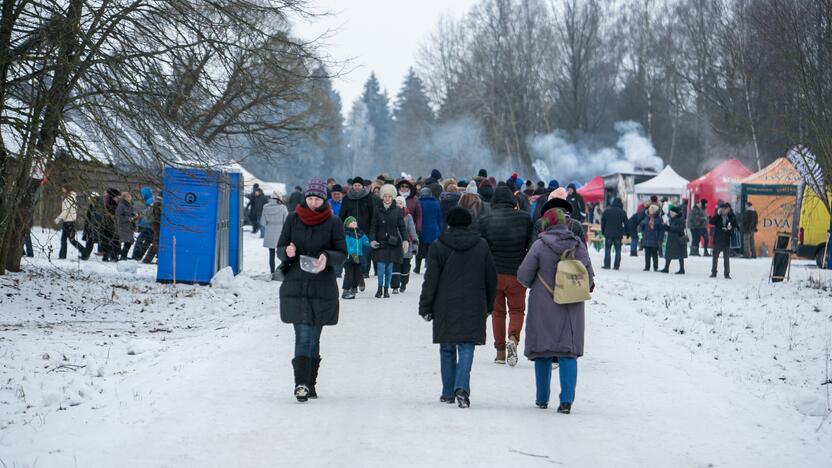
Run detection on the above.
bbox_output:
[2,228,831,467]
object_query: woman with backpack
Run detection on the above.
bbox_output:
[419,207,497,408]
[516,205,595,415]
[276,179,347,402]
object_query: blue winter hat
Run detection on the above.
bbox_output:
[140,187,153,204]
[516,177,525,190]
[548,179,559,189]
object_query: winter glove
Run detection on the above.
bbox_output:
[422,314,433,322]
[370,241,380,249]
[589,282,596,293]
[402,240,410,255]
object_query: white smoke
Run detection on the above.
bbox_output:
[529,121,663,183]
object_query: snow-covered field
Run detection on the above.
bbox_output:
[2,228,831,467]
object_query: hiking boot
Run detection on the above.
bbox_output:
[660,268,669,273]
[399,284,406,293]
[506,336,519,367]
[359,277,365,292]
[709,272,717,278]
[675,270,685,275]
[440,395,455,404]
[557,403,572,414]
[375,288,383,298]
[494,350,506,365]
[536,402,548,409]
[341,290,351,299]
[724,274,731,279]
[455,389,470,408]
[383,288,390,298]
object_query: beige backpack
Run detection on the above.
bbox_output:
[537,248,591,304]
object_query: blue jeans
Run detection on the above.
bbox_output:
[534,357,577,405]
[440,343,475,398]
[376,262,394,288]
[604,238,622,268]
[293,324,322,358]
[630,235,638,255]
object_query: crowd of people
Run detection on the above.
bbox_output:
[272,169,596,414]
[43,183,162,264]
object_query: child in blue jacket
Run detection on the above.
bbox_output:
[343,216,370,299]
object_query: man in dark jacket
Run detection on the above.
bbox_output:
[479,187,533,366]
[741,201,758,258]
[420,207,497,408]
[566,183,586,222]
[287,186,304,212]
[627,207,642,257]
[340,177,376,283]
[601,197,628,270]
[710,203,736,278]
[249,189,267,236]
[688,199,709,256]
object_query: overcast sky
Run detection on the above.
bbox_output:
[293,0,478,116]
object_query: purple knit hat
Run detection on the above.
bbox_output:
[304,178,328,200]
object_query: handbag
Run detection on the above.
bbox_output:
[271,260,292,281]
[680,234,690,245]
[387,234,401,246]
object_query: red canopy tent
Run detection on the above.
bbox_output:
[577,176,604,204]
[686,159,752,216]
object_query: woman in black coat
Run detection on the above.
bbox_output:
[661,206,687,274]
[369,184,406,298]
[276,178,347,402]
[419,207,497,408]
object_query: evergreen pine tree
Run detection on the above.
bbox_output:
[392,68,435,175]
[360,73,393,171]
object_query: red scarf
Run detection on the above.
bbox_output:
[295,203,332,226]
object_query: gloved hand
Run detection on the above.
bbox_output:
[422,314,433,322]
[370,241,380,249]
[589,282,596,293]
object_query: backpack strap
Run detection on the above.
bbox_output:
[536,273,554,297]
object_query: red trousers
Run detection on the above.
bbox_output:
[491,274,527,350]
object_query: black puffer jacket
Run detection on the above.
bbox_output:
[369,202,406,264]
[479,187,532,275]
[277,206,347,326]
[601,198,628,240]
[340,188,376,233]
[419,228,497,345]
[710,211,737,246]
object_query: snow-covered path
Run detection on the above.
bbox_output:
[3,233,832,467]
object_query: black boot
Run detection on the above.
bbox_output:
[383,288,390,298]
[309,358,320,399]
[557,402,572,414]
[375,287,383,298]
[291,357,311,402]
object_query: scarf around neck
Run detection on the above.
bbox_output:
[296,203,332,226]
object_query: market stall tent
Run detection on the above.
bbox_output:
[686,159,752,216]
[733,158,801,258]
[577,176,604,204]
[634,165,690,203]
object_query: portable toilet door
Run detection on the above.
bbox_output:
[214,175,230,274]
[227,172,244,274]
[158,168,225,285]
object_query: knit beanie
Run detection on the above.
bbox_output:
[446,207,472,228]
[304,178,327,200]
[478,169,488,178]
[465,181,478,195]
[549,187,568,201]
[344,216,357,227]
[431,169,443,180]
[548,179,559,189]
[380,184,397,199]
[419,187,432,198]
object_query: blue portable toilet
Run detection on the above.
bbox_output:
[227,171,244,274]
[157,168,230,285]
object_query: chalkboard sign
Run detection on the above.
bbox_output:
[769,232,792,283]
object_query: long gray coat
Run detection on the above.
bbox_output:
[517,225,594,360]
[260,199,288,248]
[115,199,136,243]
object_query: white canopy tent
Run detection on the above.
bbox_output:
[630,165,690,215]
[634,165,689,198]
[225,161,286,198]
